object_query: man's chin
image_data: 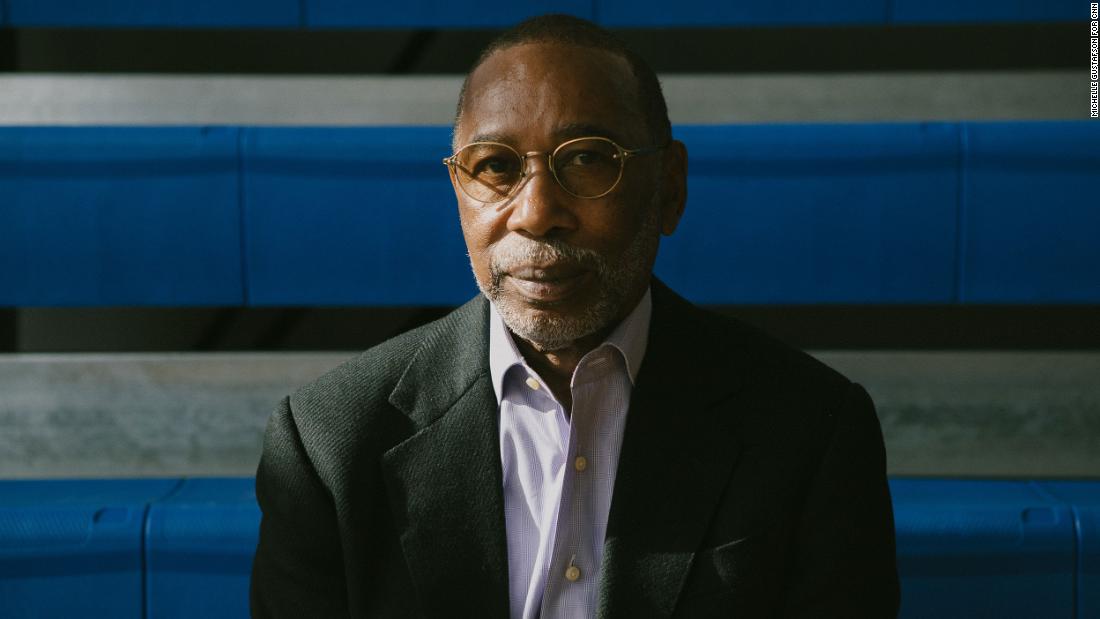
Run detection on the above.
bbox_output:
[496,280,596,314]
[495,299,601,351]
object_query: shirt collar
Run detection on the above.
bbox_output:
[488,286,652,404]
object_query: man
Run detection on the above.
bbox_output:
[251,14,899,618]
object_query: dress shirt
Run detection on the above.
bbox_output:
[489,288,652,619]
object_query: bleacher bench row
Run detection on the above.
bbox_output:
[0,0,1084,29]
[2,122,1096,307]
[0,477,1097,618]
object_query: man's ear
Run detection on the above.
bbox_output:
[658,139,688,236]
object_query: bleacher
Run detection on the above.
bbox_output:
[3,122,1097,306]
[0,0,1083,27]
[1,1,1097,617]
[2,478,1099,617]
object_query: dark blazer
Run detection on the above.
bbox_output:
[251,280,900,618]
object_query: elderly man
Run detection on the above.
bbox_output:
[251,14,899,619]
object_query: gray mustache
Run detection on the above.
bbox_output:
[489,237,604,275]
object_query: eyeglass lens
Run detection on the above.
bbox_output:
[453,138,623,202]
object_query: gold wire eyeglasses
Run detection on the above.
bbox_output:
[443,136,663,203]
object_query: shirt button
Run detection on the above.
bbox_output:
[525,377,540,390]
[574,456,588,472]
[565,565,581,581]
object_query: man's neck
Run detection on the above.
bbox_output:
[513,327,610,414]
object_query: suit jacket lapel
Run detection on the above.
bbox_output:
[598,280,749,618]
[380,296,511,619]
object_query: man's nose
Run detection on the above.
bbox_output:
[505,154,577,238]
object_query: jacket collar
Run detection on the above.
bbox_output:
[387,294,492,429]
[382,294,510,619]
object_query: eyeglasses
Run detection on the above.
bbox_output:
[443,136,663,203]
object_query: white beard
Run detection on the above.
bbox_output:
[474,205,660,351]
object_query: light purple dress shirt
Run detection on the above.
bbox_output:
[489,288,652,619]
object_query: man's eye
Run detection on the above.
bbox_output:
[564,151,608,167]
[572,151,598,166]
[476,158,513,175]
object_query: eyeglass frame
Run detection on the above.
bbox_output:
[442,135,665,203]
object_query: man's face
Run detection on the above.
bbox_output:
[452,42,685,351]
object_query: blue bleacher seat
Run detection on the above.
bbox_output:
[960,121,1100,304]
[657,123,959,304]
[3,0,299,28]
[145,478,259,619]
[0,477,1098,617]
[0,126,244,306]
[1,0,1082,28]
[302,0,591,28]
[890,0,1082,24]
[241,126,476,306]
[3,122,1098,307]
[891,479,1076,619]
[0,479,182,619]
[597,0,887,27]
[1037,481,1100,618]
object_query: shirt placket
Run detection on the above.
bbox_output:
[540,367,602,618]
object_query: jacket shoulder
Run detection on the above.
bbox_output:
[280,296,486,483]
[655,282,852,395]
[706,308,851,392]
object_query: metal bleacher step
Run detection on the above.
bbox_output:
[1,351,1097,478]
[0,72,1082,125]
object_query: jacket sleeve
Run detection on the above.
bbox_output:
[251,396,350,618]
[779,382,901,619]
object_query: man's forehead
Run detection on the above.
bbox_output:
[457,42,646,145]
[467,122,632,147]
[471,41,632,79]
